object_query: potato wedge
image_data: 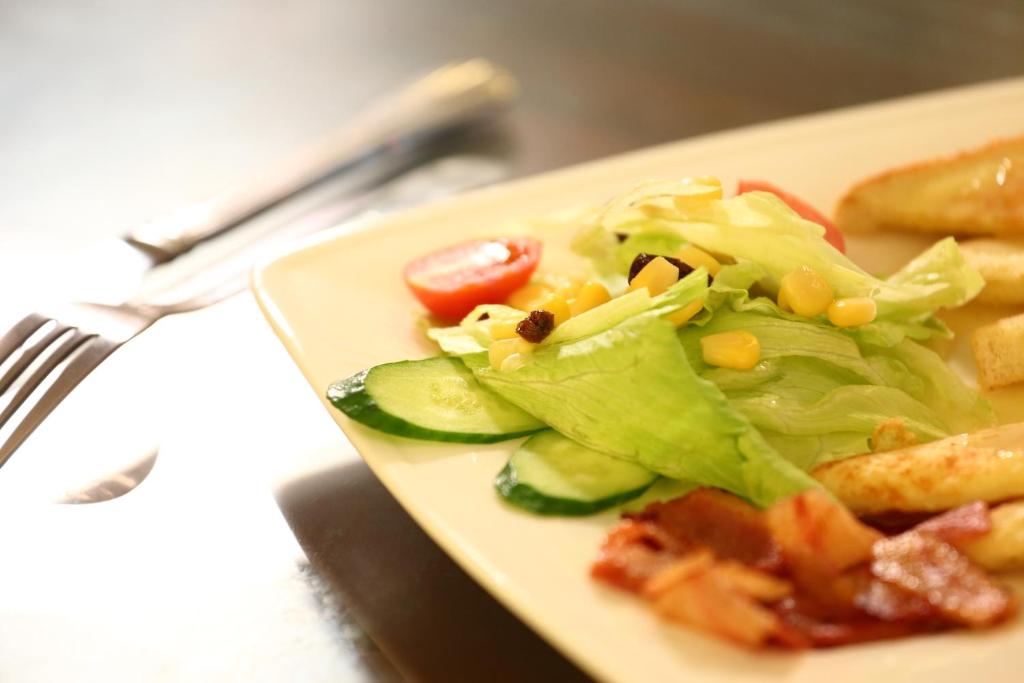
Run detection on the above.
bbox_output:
[812,423,1024,514]
[973,312,1024,390]
[959,238,1024,305]
[961,500,1024,573]
[834,136,1024,236]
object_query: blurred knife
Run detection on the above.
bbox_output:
[50,153,507,505]
[69,59,518,305]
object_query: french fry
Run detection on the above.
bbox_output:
[834,136,1024,236]
[961,500,1024,573]
[812,423,1024,515]
[973,313,1024,390]
[959,238,1024,305]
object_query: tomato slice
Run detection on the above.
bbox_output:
[403,236,542,322]
[737,180,846,253]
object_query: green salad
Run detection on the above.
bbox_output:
[328,179,992,513]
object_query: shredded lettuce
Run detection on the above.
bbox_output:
[578,182,983,344]
[427,304,525,355]
[466,315,821,507]
[429,269,710,354]
[678,304,992,470]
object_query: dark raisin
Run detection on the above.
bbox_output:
[627,253,695,283]
[477,312,490,321]
[627,253,657,282]
[516,310,556,343]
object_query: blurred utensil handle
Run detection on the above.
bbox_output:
[123,59,518,264]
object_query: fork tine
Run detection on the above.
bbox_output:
[0,313,50,367]
[0,336,119,469]
[0,322,72,395]
[0,329,93,431]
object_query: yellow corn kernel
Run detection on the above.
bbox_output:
[628,256,679,296]
[489,320,519,340]
[777,287,791,312]
[638,203,671,218]
[827,297,877,328]
[500,353,528,372]
[665,299,705,327]
[672,177,724,209]
[676,245,721,276]
[514,337,536,354]
[552,277,583,301]
[700,330,761,370]
[569,281,612,316]
[507,283,552,311]
[778,266,833,317]
[488,338,520,370]
[536,294,571,326]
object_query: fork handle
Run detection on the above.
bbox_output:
[122,59,518,264]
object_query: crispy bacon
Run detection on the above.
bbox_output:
[592,488,1015,649]
[853,570,936,622]
[774,595,933,648]
[643,552,786,648]
[872,531,1015,627]
[630,488,782,570]
[591,519,688,591]
[913,501,992,546]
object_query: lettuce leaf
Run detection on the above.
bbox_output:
[580,183,983,343]
[466,315,821,507]
[428,269,710,355]
[678,307,993,470]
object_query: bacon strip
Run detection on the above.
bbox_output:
[630,488,782,570]
[913,501,992,546]
[592,488,1016,649]
[872,531,1014,627]
[591,520,690,591]
[644,553,785,648]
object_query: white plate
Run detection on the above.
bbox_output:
[252,78,1024,683]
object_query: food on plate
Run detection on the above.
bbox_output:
[812,422,1024,514]
[402,236,542,322]
[834,136,1024,236]
[958,238,1024,305]
[868,416,919,452]
[495,430,659,516]
[327,175,1022,650]
[972,312,1024,390]
[326,356,544,443]
[737,179,846,252]
[836,135,1024,388]
[333,176,991,510]
[960,500,1024,572]
[592,488,1016,648]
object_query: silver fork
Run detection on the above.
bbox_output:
[0,152,507,471]
[0,59,516,471]
[0,303,166,468]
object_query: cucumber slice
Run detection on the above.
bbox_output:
[496,431,658,515]
[327,356,545,443]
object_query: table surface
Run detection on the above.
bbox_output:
[2,1,1024,681]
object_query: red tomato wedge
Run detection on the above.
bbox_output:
[737,180,846,253]
[403,236,542,322]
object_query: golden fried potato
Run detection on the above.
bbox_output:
[869,417,918,453]
[961,500,1024,573]
[973,312,1024,390]
[812,423,1024,514]
[959,238,1024,305]
[834,136,1024,236]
